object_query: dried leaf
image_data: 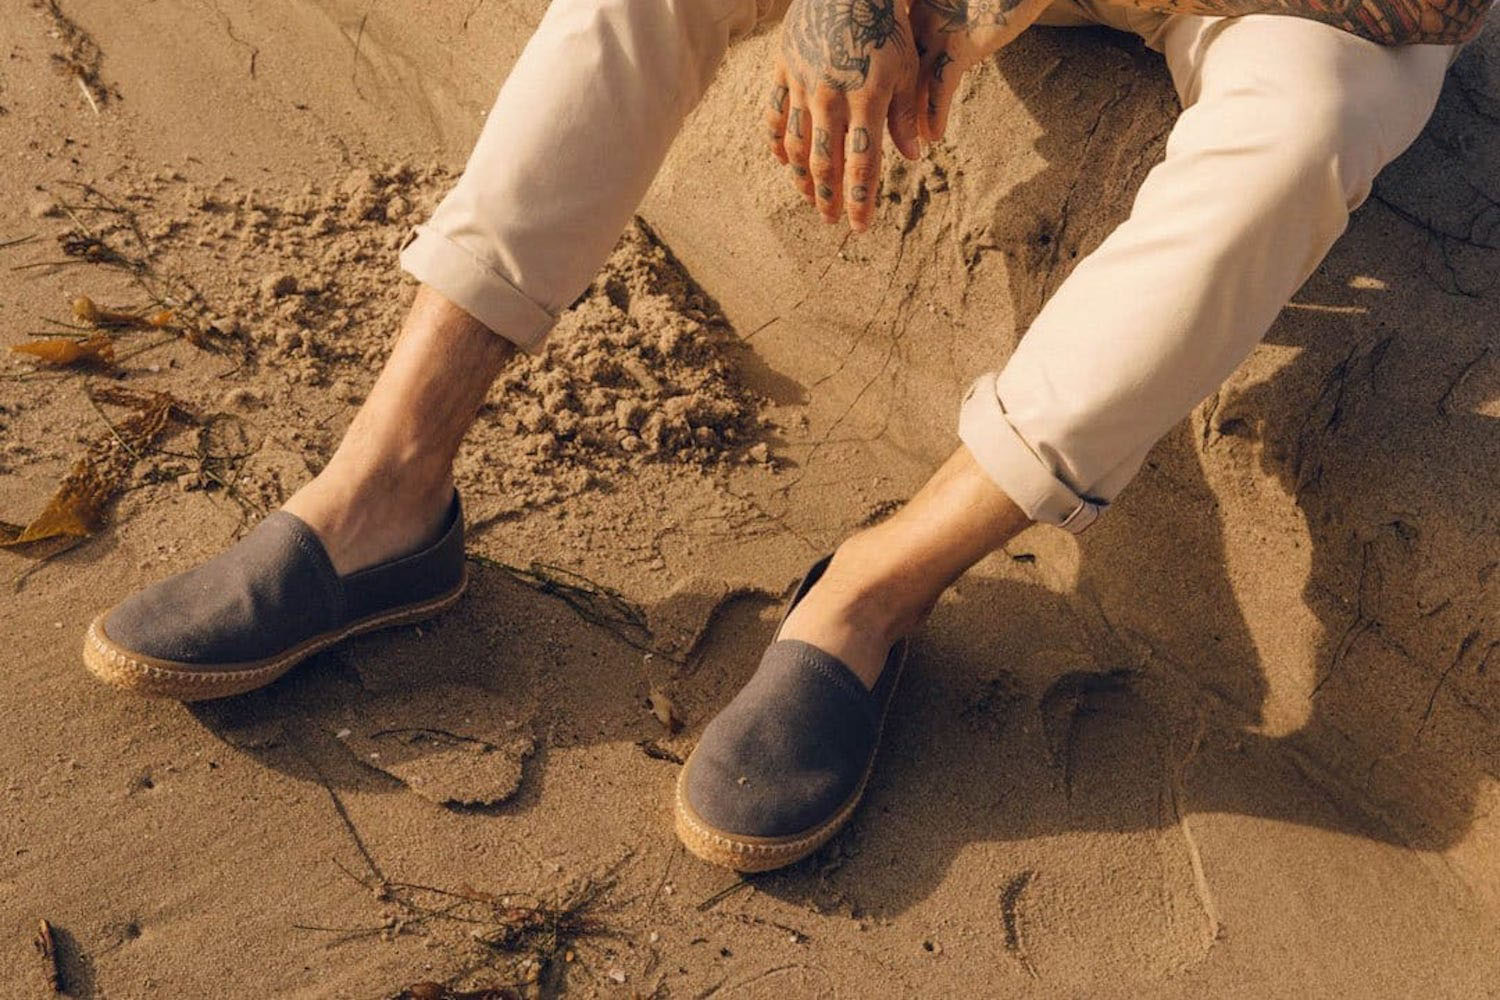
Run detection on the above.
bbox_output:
[646,685,682,734]
[33,918,61,992]
[11,333,113,367]
[0,386,189,548]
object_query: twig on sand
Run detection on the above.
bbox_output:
[33,919,63,992]
[75,74,99,114]
[647,842,680,913]
[695,878,749,913]
[465,552,661,658]
[999,871,1039,978]
[289,735,389,888]
[350,0,381,98]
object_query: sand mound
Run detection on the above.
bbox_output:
[458,219,768,511]
[32,165,766,517]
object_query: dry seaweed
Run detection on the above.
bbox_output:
[396,985,521,1000]
[72,294,174,330]
[34,0,112,113]
[10,332,114,367]
[0,385,191,548]
[467,553,657,657]
[308,863,622,998]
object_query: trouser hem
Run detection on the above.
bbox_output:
[958,373,1105,535]
[399,225,555,353]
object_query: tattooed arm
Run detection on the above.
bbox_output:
[918,0,1486,52]
[910,0,1485,142]
[1124,0,1488,44]
[909,0,1058,141]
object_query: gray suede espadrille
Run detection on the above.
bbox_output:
[674,556,908,872]
[83,494,468,701]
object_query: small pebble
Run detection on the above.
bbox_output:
[261,273,298,298]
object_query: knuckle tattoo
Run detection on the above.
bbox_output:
[851,184,869,203]
[788,107,806,138]
[770,84,789,113]
[849,127,871,153]
[817,184,835,200]
[813,127,832,157]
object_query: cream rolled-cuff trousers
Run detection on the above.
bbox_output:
[400,0,1458,533]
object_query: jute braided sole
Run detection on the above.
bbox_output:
[82,569,468,702]
[672,649,907,873]
[673,760,871,872]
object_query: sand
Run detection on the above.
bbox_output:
[1,2,1497,997]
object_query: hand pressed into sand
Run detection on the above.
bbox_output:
[909,0,1055,142]
[768,0,922,232]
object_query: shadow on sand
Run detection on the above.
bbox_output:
[188,25,1495,922]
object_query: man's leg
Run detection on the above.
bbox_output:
[784,15,1456,687]
[959,15,1455,521]
[287,0,789,574]
[84,0,796,697]
[282,288,513,574]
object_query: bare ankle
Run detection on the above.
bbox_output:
[819,530,939,645]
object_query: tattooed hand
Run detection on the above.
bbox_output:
[768,0,921,231]
[909,0,1054,141]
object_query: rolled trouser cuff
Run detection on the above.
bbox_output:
[399,225,556,353]
[958,372,1104,535]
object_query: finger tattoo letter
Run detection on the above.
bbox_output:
[849,126,871,153]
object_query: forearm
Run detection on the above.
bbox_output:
[1123,0,1489,45]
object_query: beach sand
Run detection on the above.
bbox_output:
[1,3,1497,997]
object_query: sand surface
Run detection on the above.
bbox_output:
[2,2,1498,997]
